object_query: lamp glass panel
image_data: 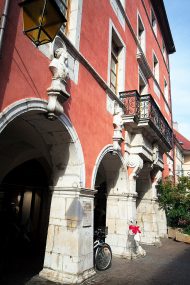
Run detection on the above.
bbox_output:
[22,0,45,29]
[21,0,66,45]
[26,28,51,45]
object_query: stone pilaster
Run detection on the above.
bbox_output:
[126,154,143,222]
[151,169,167,238]
[136,198,160,245]
[40,187,96,284]
[106,192,137,259]
[136,164,160,245]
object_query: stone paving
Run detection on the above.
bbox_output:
[1,238,190,285]
[83,238,190,285]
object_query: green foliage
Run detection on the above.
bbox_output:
[157,176,190,232]
[183,225,190,235]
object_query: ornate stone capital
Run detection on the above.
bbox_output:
[126,154,143,178]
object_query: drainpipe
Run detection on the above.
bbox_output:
[0,0,10,57]
[168,55,176,184]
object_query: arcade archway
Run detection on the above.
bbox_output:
[0,106,85,283]
[93,150,129,255]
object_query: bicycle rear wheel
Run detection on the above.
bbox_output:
[95,243,112,271]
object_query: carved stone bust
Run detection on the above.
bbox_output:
[46,43,70,120]
[49,45,69,81]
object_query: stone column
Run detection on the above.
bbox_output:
[136,164,160,245]
[106,192,137,258]
[40,187,96,284]
[151,169,167,238]
[105,154,140,259]
[127,154,143,221]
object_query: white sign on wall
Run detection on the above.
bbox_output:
[82,200,92,227]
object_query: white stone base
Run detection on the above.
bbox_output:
[106,193,137,257]
[137,199,161,245]
[39,267,96,284]
[41,187,96,284]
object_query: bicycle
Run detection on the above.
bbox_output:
[94,227,112,271]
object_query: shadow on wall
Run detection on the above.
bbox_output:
[0,1,20,109]
[66,197,83,230]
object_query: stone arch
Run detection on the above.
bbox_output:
[91,144,126,189]
[0,98,85,187]
[0,98,86,282]
[92,145,129,256]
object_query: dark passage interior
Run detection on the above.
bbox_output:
[94,181,107,231]
[0,160,50,284]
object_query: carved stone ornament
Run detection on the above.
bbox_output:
[47,44,70,120]
[152,143,159,167]
[127,154,143,178]
[112,105,124,153]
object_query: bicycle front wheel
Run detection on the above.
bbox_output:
[95,243,112,271]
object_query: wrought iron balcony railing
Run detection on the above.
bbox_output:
[120,90,140,122]
[119,90,173,150]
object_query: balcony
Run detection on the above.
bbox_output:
[120,90,173,151]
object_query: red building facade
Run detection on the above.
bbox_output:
[0,0,175,283]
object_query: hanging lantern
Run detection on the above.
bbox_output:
[19,0,67,47]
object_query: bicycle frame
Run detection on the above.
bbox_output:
[93,227,112,271]
[94,238,104,250]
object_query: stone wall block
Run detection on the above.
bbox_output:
[54,227,79,256]
[107,204,119,218]
[65,197,82,223]
[49,217,68,227]
[79,252,93,273]
[62,255,78,274]
[117,234,128,247]
[46,224,55,252]
[118,201,129,219]
[143,221,154,232]
[51,252,63,272]
[50,195,66,219]
[79,229,93,256]
[116,219,128,234]
[44,252,51,268]
[107,218,116,233]
[106,233,119,246]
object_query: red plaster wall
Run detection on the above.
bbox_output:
[0,0,173,187]
[0,1,50,111]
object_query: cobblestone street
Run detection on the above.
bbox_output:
[2,238,188,285]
